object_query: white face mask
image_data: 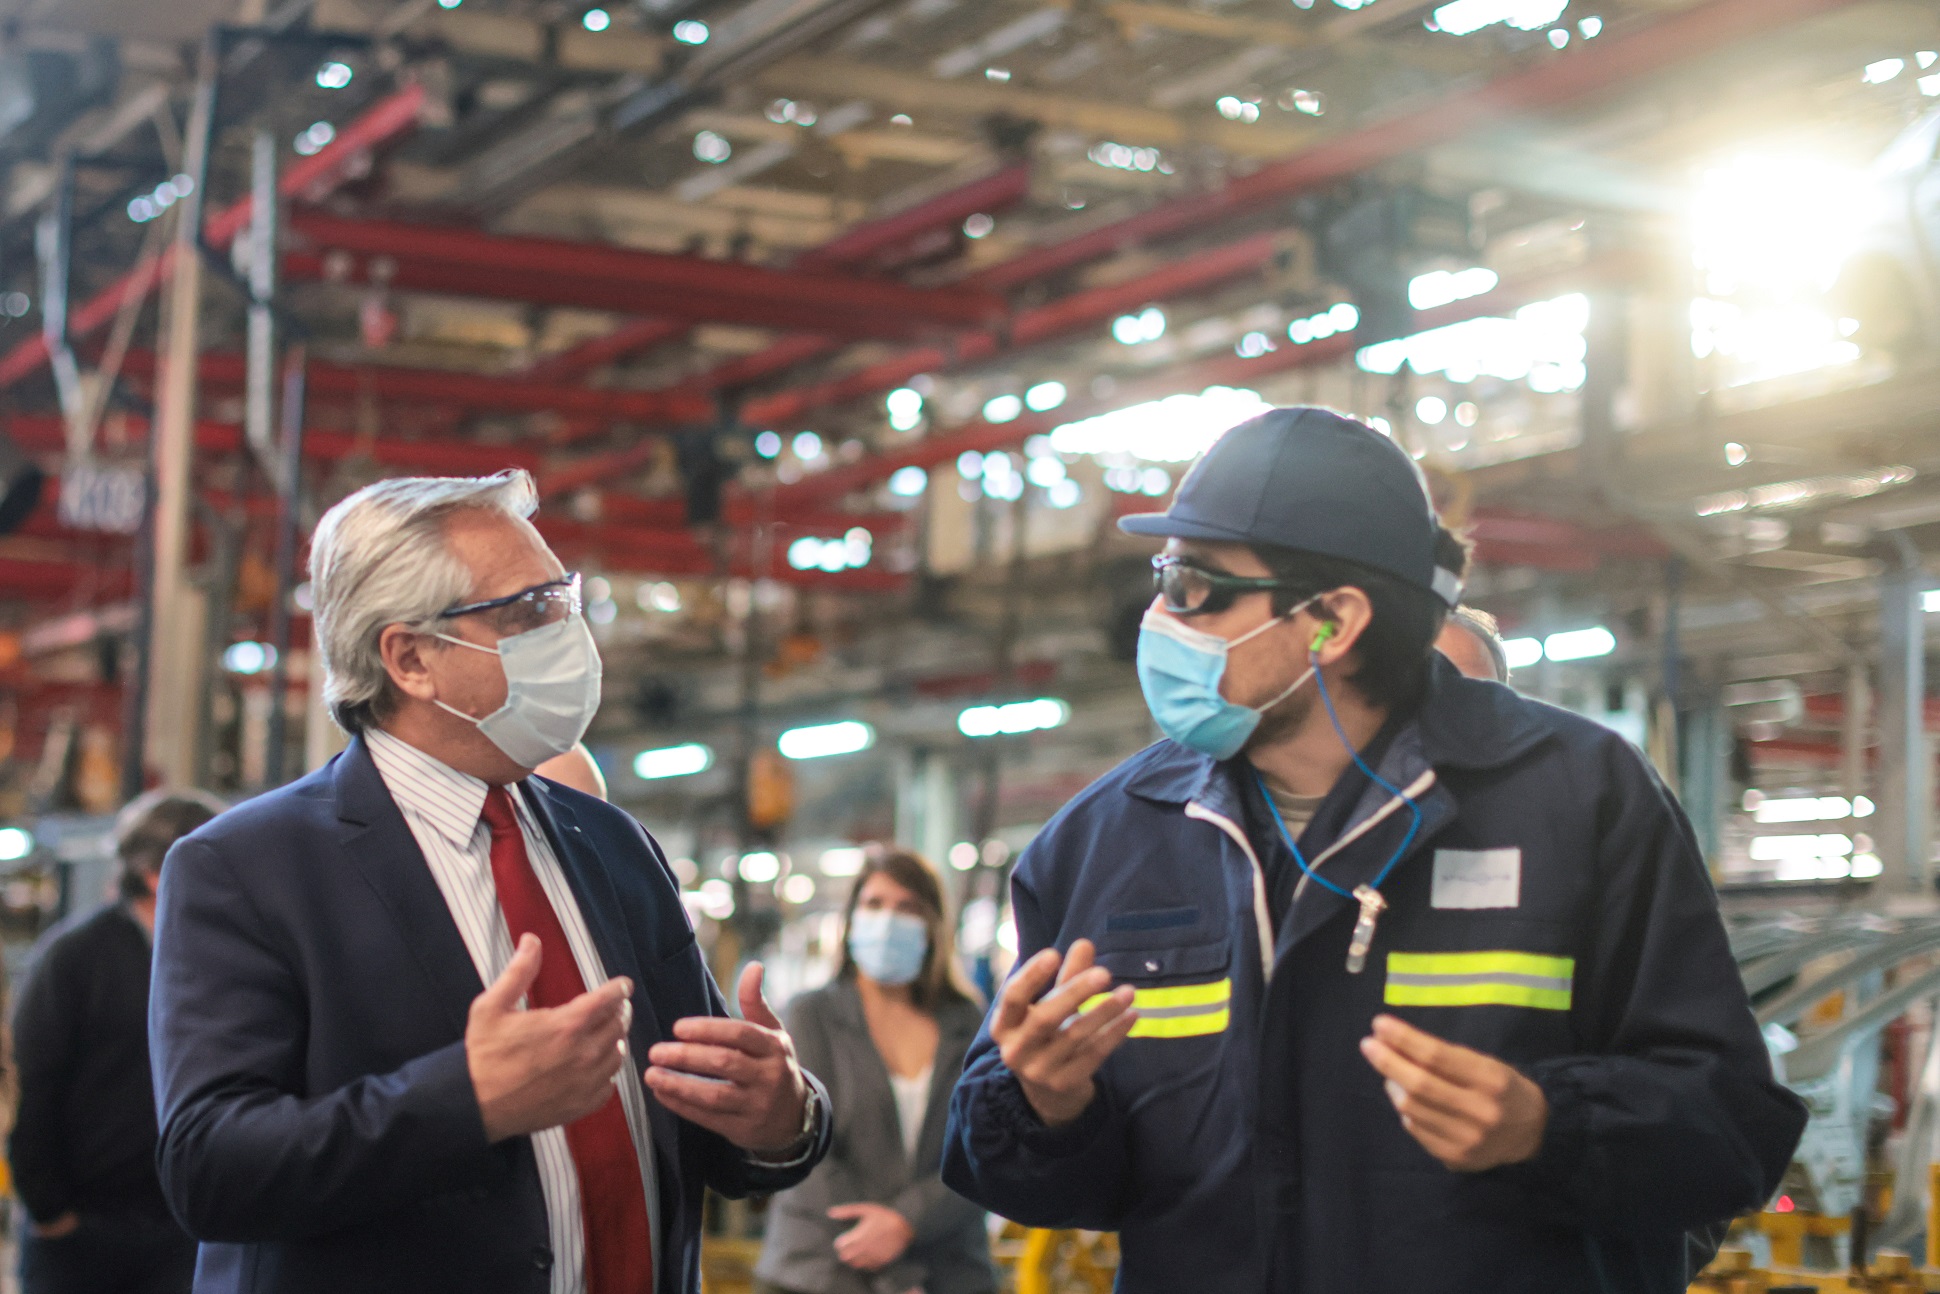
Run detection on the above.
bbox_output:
[434,615,603,769]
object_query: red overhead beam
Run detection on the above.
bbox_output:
[126,350,714,424]
[748,257,1622,522]
[793,163,1033,274]
[8,413,543,477]
[738,231,1286,430]
[970,0,1863,293]
[526,319,690,385]
[702,0,1848,425]
[285,212,1007,339]
[0,84,427,393]
[533,516,907,591]
[523,164,1034,384]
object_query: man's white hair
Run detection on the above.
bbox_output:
[308,470,539,733]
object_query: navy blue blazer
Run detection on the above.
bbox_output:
[149,736,828,1294]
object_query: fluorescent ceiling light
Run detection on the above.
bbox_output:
[959,698,1070,738]
[1501,637,1543,670]
[634,743,711,780]
[779,720,875,760]
[1542,627,1615,662]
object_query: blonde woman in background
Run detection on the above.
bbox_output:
[756,848,995,1294]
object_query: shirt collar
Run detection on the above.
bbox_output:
[365,727,495,849]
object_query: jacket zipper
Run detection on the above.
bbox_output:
[1189,768,1440,986]
[1184,801,1276,983]
[1289,769,1438,908]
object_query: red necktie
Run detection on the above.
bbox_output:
[481,785,653,1294]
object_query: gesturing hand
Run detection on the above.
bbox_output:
[644,962,811,1155]
[992,939,1137,1128]
[827,1202,914,1271]
[1359,1014,1547,1172]
[467,934,634,1143]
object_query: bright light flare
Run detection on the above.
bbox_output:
[820,847,867,877]
[1358,294,1587,392]
[1049,386,1272,462]
[1431,0,1567,36]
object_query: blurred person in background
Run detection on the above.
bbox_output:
[1435,606,1508,683]
[757,848,994,1294]
[11,789,224,1294]
[536,744,608,799]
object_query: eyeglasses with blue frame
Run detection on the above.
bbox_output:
[438,572,582,637]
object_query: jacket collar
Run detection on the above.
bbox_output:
[1123,652,1553,810]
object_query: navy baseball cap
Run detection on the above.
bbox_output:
[1118,406,1463,606]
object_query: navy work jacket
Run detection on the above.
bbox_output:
[943,657,1806,1294]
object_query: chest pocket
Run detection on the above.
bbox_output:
[1088,935,1232,1038]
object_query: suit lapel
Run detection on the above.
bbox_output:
[334,737,483,1035]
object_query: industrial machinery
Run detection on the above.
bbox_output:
[1719,912,1940,1279]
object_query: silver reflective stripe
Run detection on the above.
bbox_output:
[1386,972,1571,992]
[1134,1001,1229,1020]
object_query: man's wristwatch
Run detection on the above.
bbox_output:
[752,1086,822,1164]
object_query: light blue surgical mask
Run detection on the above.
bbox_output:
[1136,600,1316,760]
[848,909,930,986]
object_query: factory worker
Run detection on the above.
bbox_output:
[943,407,1805,1294]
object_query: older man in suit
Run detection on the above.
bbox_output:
[150,470,829,1294]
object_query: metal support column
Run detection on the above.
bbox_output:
[1875,534,1929,896]
[243,127,279,478]
[35,155,82,433]
[146,40,217,788]
[264,347,306,787]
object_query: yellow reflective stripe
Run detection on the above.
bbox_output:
[1384,951,1574,1011]
[1129,1007,1229,1038]
[1384,982,1572,1010]
[1130,978,1230,1010]
[1386,951,1574,979]
[1080,977,1231,1037]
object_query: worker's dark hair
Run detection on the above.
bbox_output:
[115,788,226,899]
[1253,526,1472,710]
[836,845,981,1012]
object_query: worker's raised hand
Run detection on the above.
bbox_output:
[645,962,811,1155]
[467,933,634,1143]
[1359,1013,1547,1172]
[991,939,1137,1128]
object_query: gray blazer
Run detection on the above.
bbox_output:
[756,979,995,1294]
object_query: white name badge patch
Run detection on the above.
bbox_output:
[1431,848,1522,910]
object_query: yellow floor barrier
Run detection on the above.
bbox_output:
[701,1225,1117,1294]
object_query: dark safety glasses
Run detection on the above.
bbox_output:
[1151,555,1307,618]
[438,572,582,637]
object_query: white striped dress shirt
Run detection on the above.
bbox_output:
[366,728,660,1294]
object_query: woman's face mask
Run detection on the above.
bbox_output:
[848,908,930,986]
[434,615,603,769]
[1135,598,1317,760]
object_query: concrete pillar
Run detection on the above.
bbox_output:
[1842,660,1871,802]
[894,749,957,868]
[145,46,216,788]
[1875,536,1930,895]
